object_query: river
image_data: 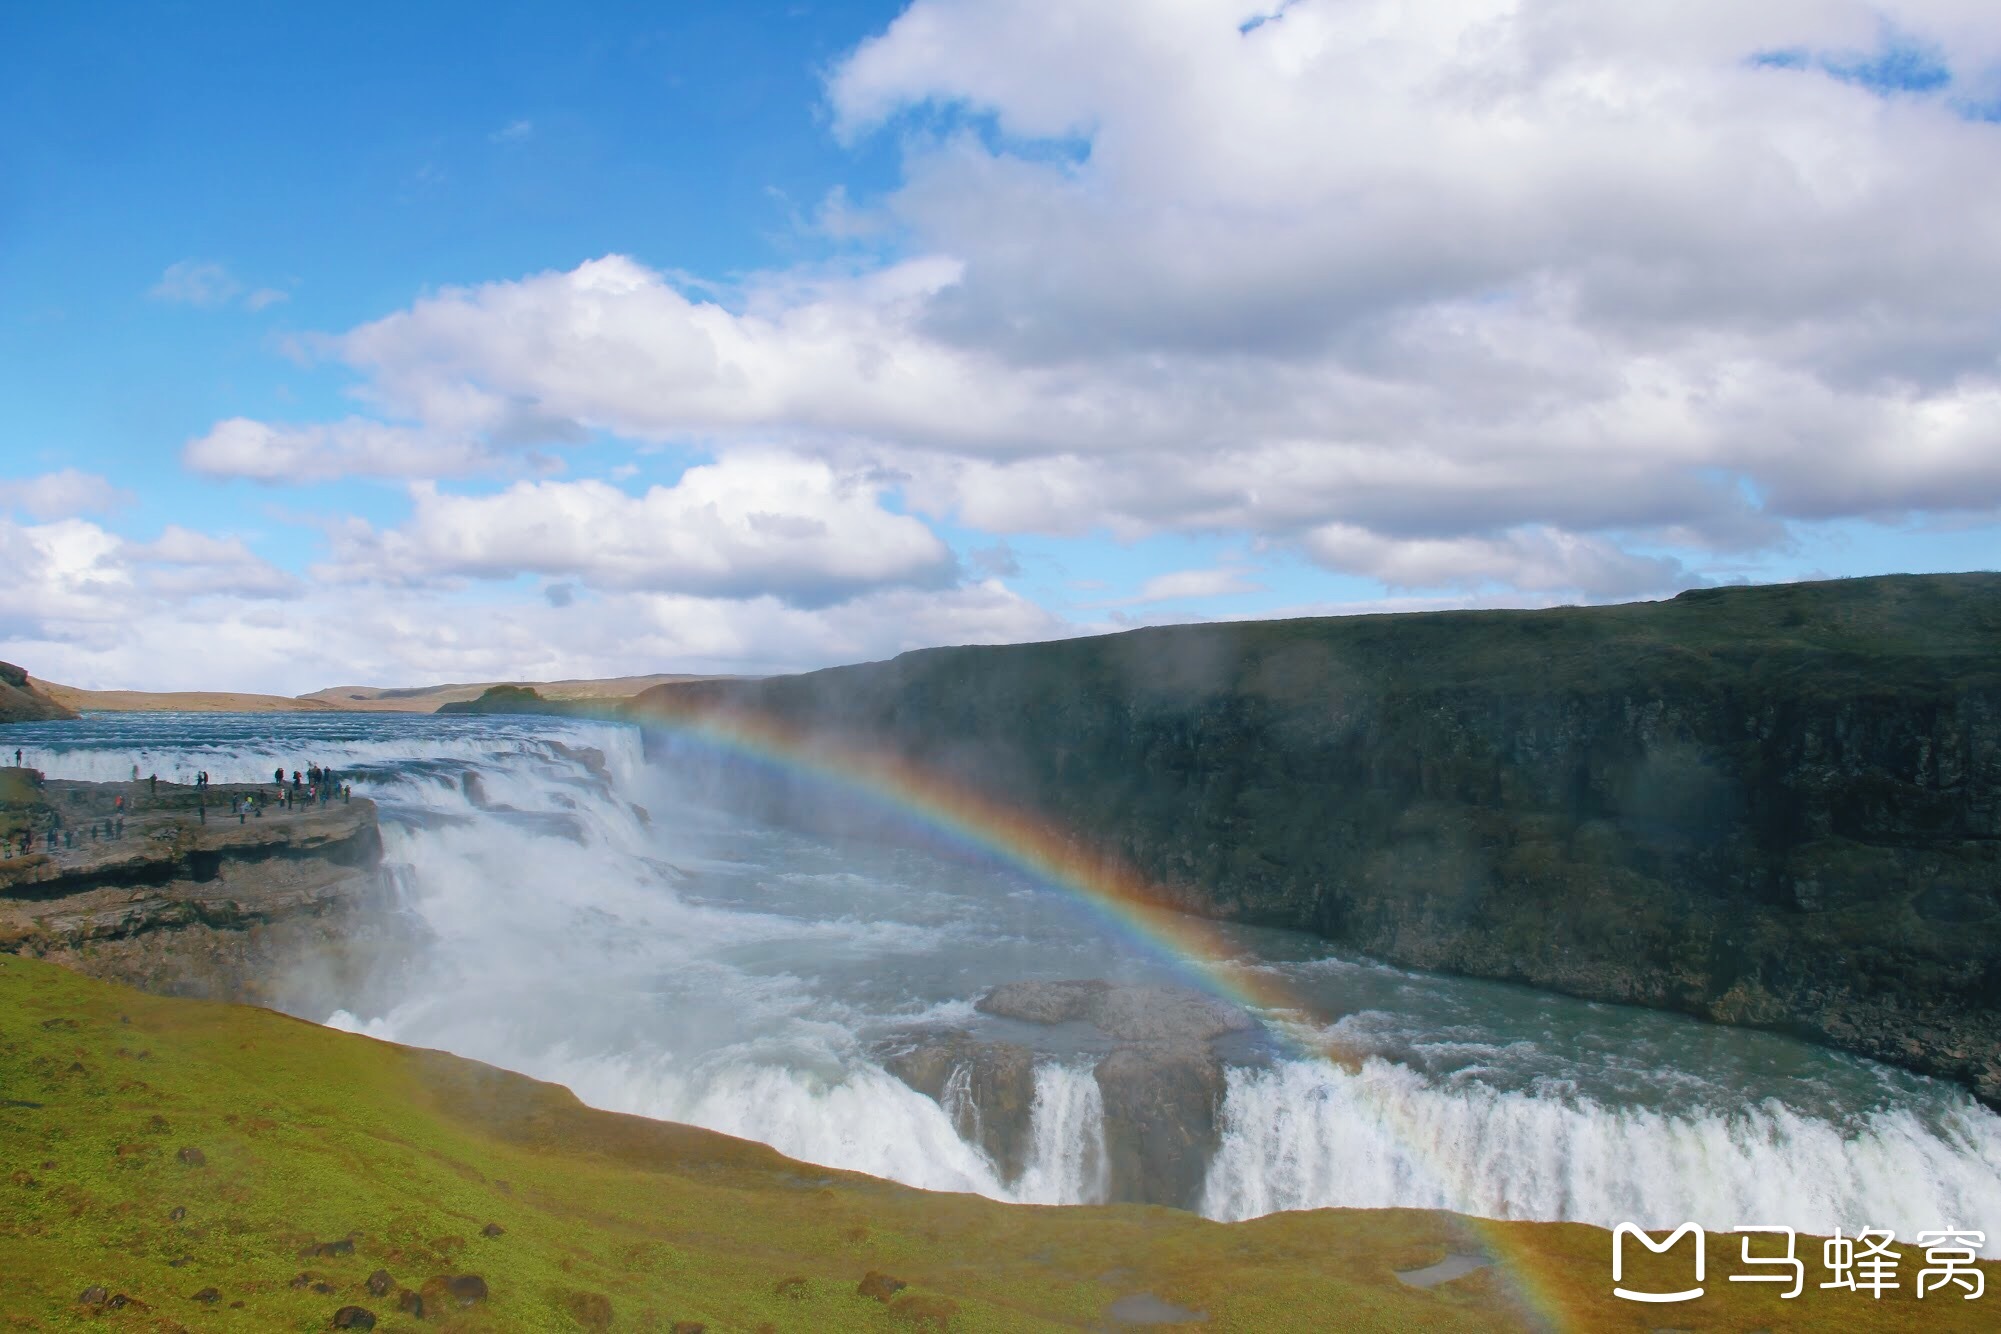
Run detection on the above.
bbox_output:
[11,710,1999,1250]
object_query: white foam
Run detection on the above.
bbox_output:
[1201,1058,2001,1253]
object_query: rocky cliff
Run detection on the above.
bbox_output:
[636,573,2001,1101]
[0,660,79,723]
[0,774,395,1014]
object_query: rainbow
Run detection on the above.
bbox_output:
[626,692,1580,1329]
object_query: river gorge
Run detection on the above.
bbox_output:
[5,705,1997,1256]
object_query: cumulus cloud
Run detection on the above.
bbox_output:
[0,516,295,654]
[323,453,959,607]
[0,511,1063,692]
[176,0,2001,603]
[0,469,131,520]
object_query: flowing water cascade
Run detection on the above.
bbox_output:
[16,712,2001,1250]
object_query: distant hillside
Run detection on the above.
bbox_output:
[302,673,728,712]
[636,573,2001,1103]
[37,683,343,714]
[435,684,594,717]
[0,661,79,723]
[27,672,728,715]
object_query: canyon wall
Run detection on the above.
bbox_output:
[637,574,2001,1100]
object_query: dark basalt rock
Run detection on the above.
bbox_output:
[640,574,2001,1103]
[366,1269,394,1298]
[331,1306,376,1329]
[891,981,1244,1207]
[1093,1044,1226,1210]
[883,1033,1038,1182]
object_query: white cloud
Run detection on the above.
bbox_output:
[150,260,291,312]
[150,260,241,307]
[176,0,2001,601]
[183,417,493,482]
[491,119,534,143]
[0,469,131,520]
[0,516,295,656]
[322,453,958,607]
[1304,523,1691,596]
[0,510,1063,691]
[1132,567,1265,603]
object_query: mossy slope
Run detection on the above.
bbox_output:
[2,957,1994,1331]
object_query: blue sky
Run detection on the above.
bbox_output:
[2,1,1997,692]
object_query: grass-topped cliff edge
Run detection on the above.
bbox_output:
[2,956,1992,1331]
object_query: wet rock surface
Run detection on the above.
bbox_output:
[890,980,1250,1208]
[978,980,1251,1043]
[1092,1043,1226,1211]
[883,1032,1038,1182]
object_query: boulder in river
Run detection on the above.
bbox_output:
[976,979,1251,1043]
[883,1033,1038,1182]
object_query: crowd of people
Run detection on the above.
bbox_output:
[3,756,355,858]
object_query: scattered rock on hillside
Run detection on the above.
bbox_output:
[190,1287,220,1304]
[562,1290,614,1330]
[422,1274,488,1309]
[365,1270,393,1298]
[78,1286,107,1305]
[331,1306,377,1329]
[858,1271,907,1302]
[480,1221,505,1237]
[175,1146,206,1167]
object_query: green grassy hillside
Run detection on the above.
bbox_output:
[2,957,1991,1331]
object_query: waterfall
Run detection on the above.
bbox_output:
[21,710,2001,1252]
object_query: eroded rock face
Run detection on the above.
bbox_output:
[883,1033,1038,1183]
[890,980,1248,1208]
[0,780,402,1017]
[1094,1044,1226,1209]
